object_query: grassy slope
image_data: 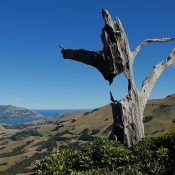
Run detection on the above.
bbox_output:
[0,94,175,174]
[144,94,175,135]
[61,93,175,137]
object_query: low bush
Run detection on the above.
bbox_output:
[143,115,153,123]
[35,129,175,175]
[10,128,41,141]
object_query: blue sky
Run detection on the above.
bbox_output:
[0,0,174,109]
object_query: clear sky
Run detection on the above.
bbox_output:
[0,0,174,109]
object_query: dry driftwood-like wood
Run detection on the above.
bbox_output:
[110,49,175,146]
[140,49,175,110]
[132,38,175,60]
[60,9,132,85]
[60,9,175,147]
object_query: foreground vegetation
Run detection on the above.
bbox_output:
[35,129,175,175]
[1,95,175,174]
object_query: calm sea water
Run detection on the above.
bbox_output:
[0,109,86,125]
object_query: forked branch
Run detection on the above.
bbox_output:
[140,48,175,109]
[132,38,175,61]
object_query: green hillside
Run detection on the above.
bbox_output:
[144,94,175,135]
[0,94,175,174]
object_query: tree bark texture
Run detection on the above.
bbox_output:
[110,91,145,147]
[59,9,175,147]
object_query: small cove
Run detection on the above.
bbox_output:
[0,109,86,124]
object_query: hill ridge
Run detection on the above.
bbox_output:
[0,105,43,118]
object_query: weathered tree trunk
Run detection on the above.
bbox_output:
[110,92,145,147]
[110,48,175,147]
[59,9,175,147]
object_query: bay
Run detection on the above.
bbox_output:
[0,109,86,125]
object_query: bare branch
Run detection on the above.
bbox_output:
[60,46,104,71]
[132,37,175,60]
[59,45,65,50]
[60,46,102,65]
[59,46,117,84]
[59,10,132,85]
[140,48,175,109]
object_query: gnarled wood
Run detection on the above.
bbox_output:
[110,49,175,147]
[132,38,175,61]
[60,9,132,85]
[59,9,175,147]
[110,92,145,147]
[140,49,175,110]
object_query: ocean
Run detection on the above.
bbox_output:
[0,109,86,125]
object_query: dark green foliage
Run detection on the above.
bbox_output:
[83,112,90,115]
[0,141,33,158]
[0,162,7,166]
[34,129,175,175]
[3,123,29,129]
[3,152,48,175]
[83,108,99,116]
[36,134,71,152]
[172,119,175,125]
[78,134,96,141]
[71,118,77,123]
[133,129,175,174]
[143,115,153,123]
[81,129,91,135]
[10,128,42,141]
[36,136,58,152]
[103,124,112,135]
[52,124,64,131]
[0,146,5,150]
[56,129,73,136]
[91,128,100,135]
[78,129,97,141]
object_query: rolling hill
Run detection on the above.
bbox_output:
[0,105,43,119]
[0,94,175,174]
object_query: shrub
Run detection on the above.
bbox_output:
[143,115,153,123]
[78,129,94,141]
[10,128,41,141]
[35,129,175,175]
[91,129,100,135]
[133,129,175,174]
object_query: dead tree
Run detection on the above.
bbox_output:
[59,9,175,147]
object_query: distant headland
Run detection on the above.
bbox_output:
[0,105,43,119]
